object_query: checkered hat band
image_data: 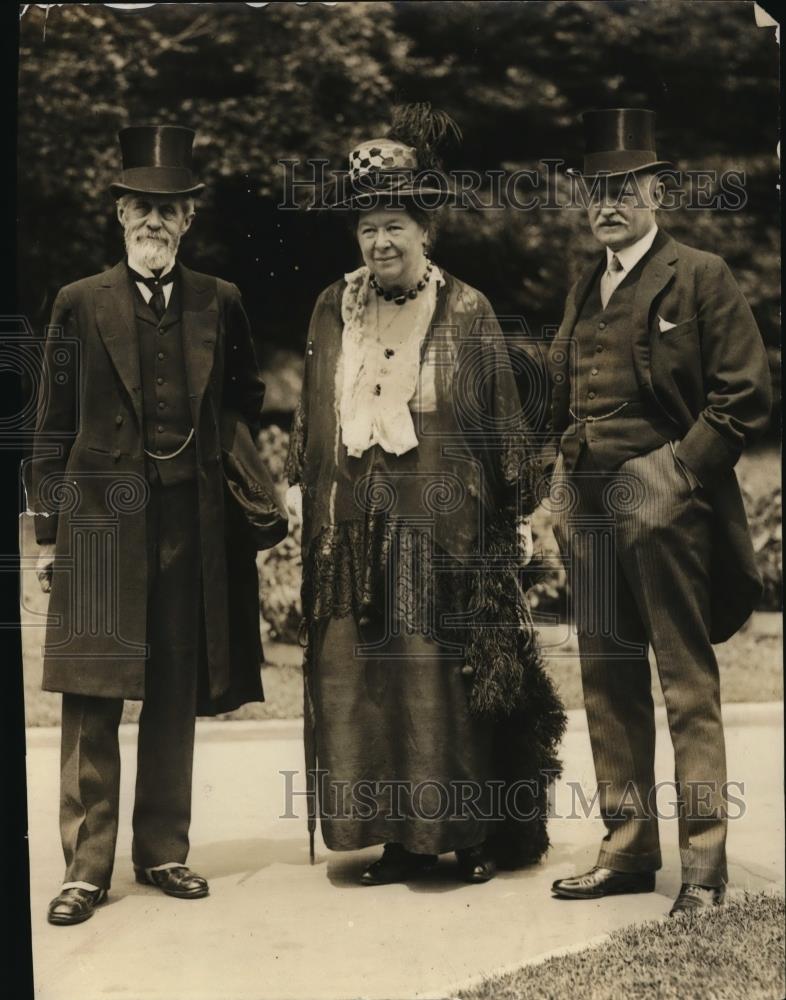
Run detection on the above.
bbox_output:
[348,140,417,180]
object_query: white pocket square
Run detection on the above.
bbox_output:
[658,315,678,332]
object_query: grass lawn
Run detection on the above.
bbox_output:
[458,891,785,1000]
[539,616,783,714]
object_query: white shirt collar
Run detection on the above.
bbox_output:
[127,259,176,306]
[127,258,176,280]
[606,224,658,274]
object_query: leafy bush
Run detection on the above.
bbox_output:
[742,483,782,612]
[18,2,779,431]
[255,425,303,642]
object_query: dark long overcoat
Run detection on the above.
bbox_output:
[30,260,266,713]
[546,229,772,643]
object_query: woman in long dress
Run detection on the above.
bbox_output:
[286,106,565,885]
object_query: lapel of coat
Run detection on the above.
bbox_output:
[179,262,219,432]
[630,230,679,390]
[96,261,143,425]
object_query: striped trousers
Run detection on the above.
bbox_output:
[552,440,728,886]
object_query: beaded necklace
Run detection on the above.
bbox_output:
[369,263,434,305]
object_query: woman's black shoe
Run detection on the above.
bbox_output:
[456,844,497,884]
[360,844,438,886]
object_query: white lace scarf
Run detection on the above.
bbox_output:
[337,264,443,459]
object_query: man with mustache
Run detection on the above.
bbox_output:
[546,110,771,915]
[31,126,266,925]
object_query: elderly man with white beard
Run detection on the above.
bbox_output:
[31,126,266,926]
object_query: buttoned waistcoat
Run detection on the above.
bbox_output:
[545,229,772,642]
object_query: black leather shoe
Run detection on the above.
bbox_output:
[456,844,497,884]
[47,886,107,926]
[360,844,438,886]
[669,882,726,916]
[134,865,209,899]
[551,866,656,899]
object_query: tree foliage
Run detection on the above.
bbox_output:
[18,1,779,420]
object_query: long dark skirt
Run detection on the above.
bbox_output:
[312,613,494,855]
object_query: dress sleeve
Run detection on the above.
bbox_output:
[284,299,317,488]
[472,297,542,518]
[285,386,307,488]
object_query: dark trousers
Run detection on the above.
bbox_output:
[59,477,201,889]
[552,441,728,886]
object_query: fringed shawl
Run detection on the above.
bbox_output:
[288,270,566,866]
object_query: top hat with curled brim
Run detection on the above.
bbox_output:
[567,108,673,178]
[320,136,455,210]
[109,125,205,197]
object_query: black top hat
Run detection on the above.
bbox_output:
[110,125,205,197]
[568,108,672,178]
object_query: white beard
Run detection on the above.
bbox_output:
[125,231,180,273]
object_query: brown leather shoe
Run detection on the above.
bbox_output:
[360,844,438,886]
[551,866,656,899]
[135,865,209,899]
[669,882,726,916]
[47,886,107,926]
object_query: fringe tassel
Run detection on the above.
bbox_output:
[465,506,568,867]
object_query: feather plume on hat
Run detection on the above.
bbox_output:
[385,102,462,172]
[315,103,462,209]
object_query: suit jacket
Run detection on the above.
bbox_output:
[545,229,772,642]
[29,260,266,712]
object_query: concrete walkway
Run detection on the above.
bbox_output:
[26,703,784,1000]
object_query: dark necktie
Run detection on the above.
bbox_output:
[128,267,175,320]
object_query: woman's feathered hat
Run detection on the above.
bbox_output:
[324,103,461,209]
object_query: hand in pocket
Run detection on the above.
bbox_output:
[668,440,702,493]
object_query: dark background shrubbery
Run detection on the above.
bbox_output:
[17,2,781,624]
[18,1,780,428]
